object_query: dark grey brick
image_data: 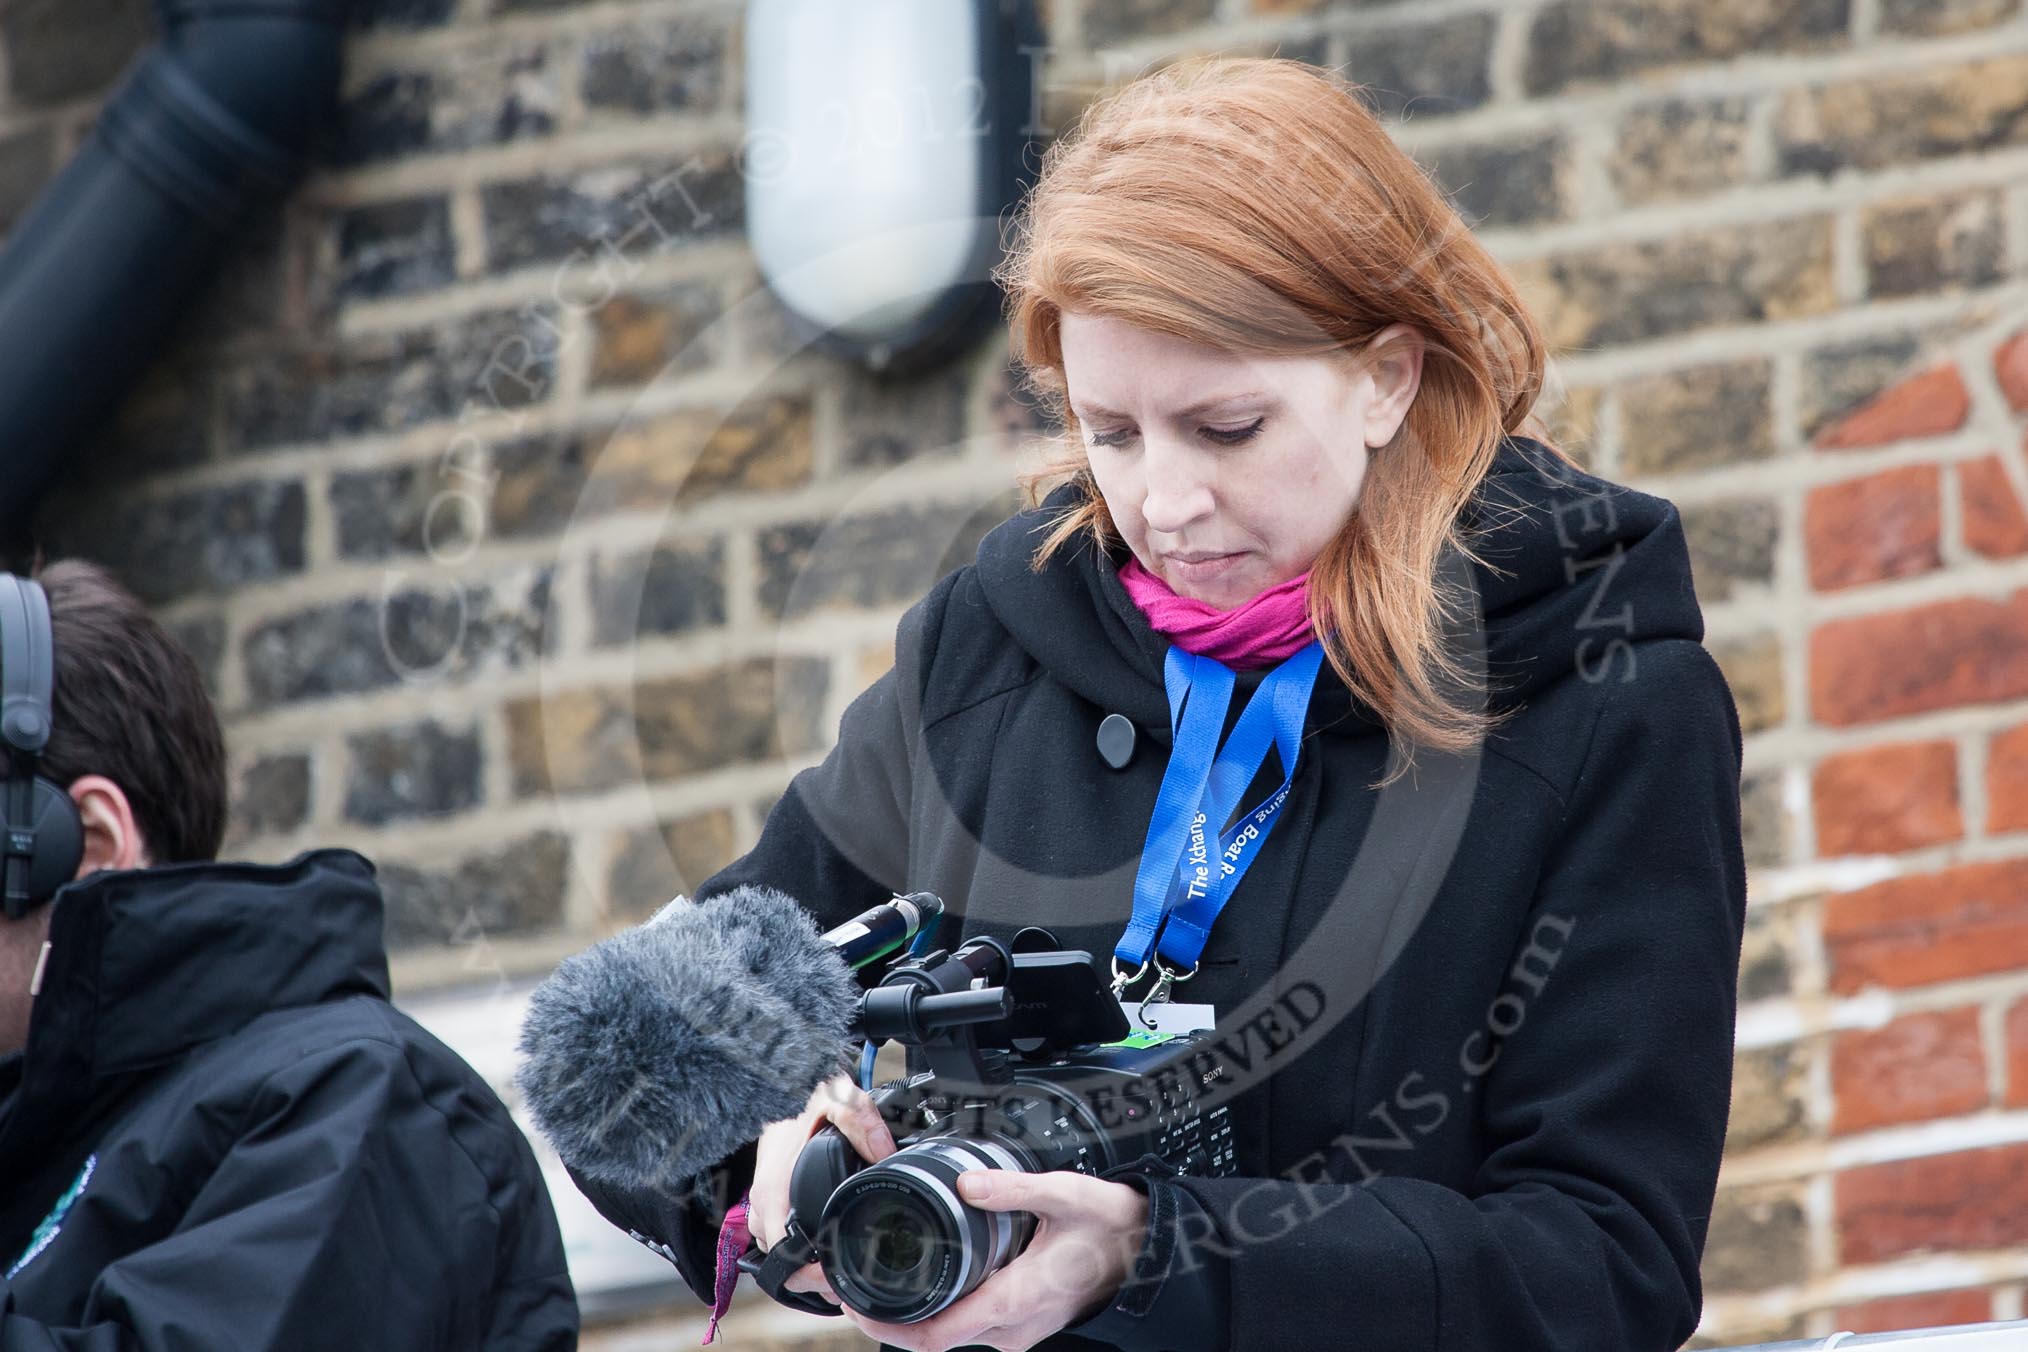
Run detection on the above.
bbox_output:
[1083,0,1218,46]
[842,367,968,469]
[1519,217,1835,349]
[758,497,1016,619]
[1681,498,1779,606]
[582,18,728,115]
[1775,56,2028,177]
[504,658,830,796]
[348,0,458,29]
[487,429,591,540]
[50,480,306,606]
[1798,332,1948,442]
[1703,1184,1809,1294]
[336,197,457,302]
[1880,0,2021,34]
[1741,770,1787,870]
[1421,132,1567,229]
[165,612,227,702]
[243,567,555,707]
[227,752,313,846]
[1863,188,2008,300]
[1344,14,1495,120]
[482,152,743,275]
[1527,0,1848,97]
[589,543,727,646]
[335,46,557,168]
[1610,96,1756,206]
[606,810,740,921]
[379,831,570,950]
[344,719,483,825]
[222,305,560,452]
[1619,360,1776,476]
[331,463,472,562]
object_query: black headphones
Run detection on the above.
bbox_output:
[1,574,85,920]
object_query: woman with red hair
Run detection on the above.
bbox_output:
[588,55,1746,1352]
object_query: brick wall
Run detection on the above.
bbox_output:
[6,0,2028,1345]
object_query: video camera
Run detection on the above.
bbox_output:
[740,894,1238,1324]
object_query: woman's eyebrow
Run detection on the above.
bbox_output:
[1073,391,1273,420]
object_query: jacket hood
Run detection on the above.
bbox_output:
[2,850,389,1128]
[972,435,1706,738]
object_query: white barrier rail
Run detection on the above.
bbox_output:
[1703,1319,2028,1350]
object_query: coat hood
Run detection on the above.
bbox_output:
[0,849,389,1155]
[972,435,1706,739]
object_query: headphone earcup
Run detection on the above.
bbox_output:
[23,777,84,908]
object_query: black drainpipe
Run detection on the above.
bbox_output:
[0,0,348,546]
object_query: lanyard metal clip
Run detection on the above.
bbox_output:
[1144,955,1199,1009]
[1110,956,1150,1000]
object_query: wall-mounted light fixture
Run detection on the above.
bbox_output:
[744,0,1039,376]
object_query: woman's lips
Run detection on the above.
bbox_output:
[1166,552,1246,587]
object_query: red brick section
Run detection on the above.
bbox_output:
[1823,857,2028,993]
[1838,1143,2028,1264]
[2008,997,2028,1108]
[1961,452,2028,559]
[1831,1007,1987,1134]
[1810,589,2028,726]
[1813,740,1962,855]
[1834,1289,1993,1335]
[1805,464,1942,591]
[1814,364,1971,450]
[1986,722,2028,834]
[1995,330,2028,413]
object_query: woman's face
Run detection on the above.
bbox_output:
[1059,310,1424,609]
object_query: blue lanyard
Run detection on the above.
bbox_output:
[1114,642,1324,991]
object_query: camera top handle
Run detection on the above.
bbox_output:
[858,930,1019,1090]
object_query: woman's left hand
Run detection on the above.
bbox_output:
[838,1169,1150,1352]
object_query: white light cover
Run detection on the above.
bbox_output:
[746,0,987,344]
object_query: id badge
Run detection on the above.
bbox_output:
[1117,1001,1217,1035]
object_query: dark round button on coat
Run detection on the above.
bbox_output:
[1096,712,1137,769]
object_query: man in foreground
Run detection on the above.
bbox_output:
[0,561,578,1350]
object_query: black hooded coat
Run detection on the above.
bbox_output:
[579,435,1748,1352]
[0,850,579,1350]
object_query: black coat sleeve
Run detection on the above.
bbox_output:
[573,574,954,1307]
[0,1036,578,1352]
[1061,639,1747,1352]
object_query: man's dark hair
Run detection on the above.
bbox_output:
[33,559,227,864]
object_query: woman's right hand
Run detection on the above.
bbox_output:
[750,1071,898,1306]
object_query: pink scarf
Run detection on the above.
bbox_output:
[1118,556,1318,669]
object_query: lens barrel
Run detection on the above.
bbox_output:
[822,1135,1035,1322]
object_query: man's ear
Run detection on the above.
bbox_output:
[68,775,150,878]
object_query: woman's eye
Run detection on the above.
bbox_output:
[1204,417,1265,445]
[1086,417,1264,450]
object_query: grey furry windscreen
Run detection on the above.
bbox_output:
[515,885,859,1188]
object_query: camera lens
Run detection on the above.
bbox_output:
[869,1204,924,1274]
[821,1136,1035,1323]
[831,1187,949,1309]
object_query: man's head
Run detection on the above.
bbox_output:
[0,560,227,1053]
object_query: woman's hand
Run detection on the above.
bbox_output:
[748,1072,897,1306]
[838,1169,1150,1352]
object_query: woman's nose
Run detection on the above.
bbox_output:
[1139,437,1216,535]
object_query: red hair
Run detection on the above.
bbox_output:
[994,56,1577,779]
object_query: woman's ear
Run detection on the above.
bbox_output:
[67,775,151,878]
[1360,325,1426,450]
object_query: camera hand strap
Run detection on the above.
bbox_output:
[737,1216,842,1318]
